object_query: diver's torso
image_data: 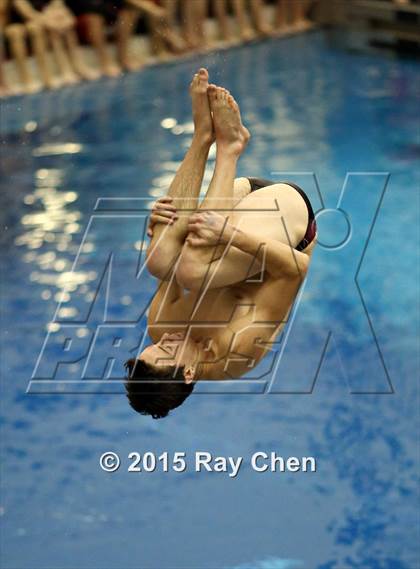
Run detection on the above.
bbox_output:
[148,183,313,370]
[148,270,300,351]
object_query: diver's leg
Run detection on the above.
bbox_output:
[176,86,254,288]
[145,68,214,279]
[198,85,250,211]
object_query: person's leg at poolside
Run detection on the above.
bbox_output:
[147,12,169,59]
[131,0,176,59]
[212,0,232,42]
[154,0,186,54]
[115,7,143,71]
[274,0,287,28]
[194,0,208,48]
[48,29,80,84]
[157,22,187,54]
[249,0,272,36]
[231,0,255,41]
[288,0,306,27]
[0,57,9,97]
[63,28,100,80]
[145,68,214,279]
[0,28,12,96]
[43,1,98,82]
[180,0,199,48]
[0,2,9,96]
[162,0,177,26]
[5,24,39,93]
[83,12,121,77]
[25,21,61,89]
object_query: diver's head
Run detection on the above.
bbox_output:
[139,332,200,383]
[124,332,202,419]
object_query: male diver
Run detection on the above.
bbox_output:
[125,68,317,418]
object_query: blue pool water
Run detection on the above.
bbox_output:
[1,31,419,569]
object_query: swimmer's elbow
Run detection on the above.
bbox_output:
[298,253,310,276]
[287,253,310,278]
[145,255,166,280]
[145,247,174,280]
[175,259,204,290]
[270,252,309,279]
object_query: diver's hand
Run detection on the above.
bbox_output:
[147,196,178,237]
[186,210,231,247]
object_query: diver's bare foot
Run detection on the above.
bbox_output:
[208,84,250,156]
[190,68,214,144]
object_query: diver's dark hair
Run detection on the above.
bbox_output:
[124,358,194,419]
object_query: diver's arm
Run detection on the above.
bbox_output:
[228,225,310,279]
[184,210,310,281]
[145,135,212,281]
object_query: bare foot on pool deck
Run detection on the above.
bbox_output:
[256,23,274,37]
[0,85,12,98]
[62,71,80,86]
[120,55,144,73]
[190,68,214,143]
[240,27,256,42]
[103,63,122,78]
[207,85,250,156]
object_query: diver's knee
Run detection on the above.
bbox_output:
[233,177,251,203]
